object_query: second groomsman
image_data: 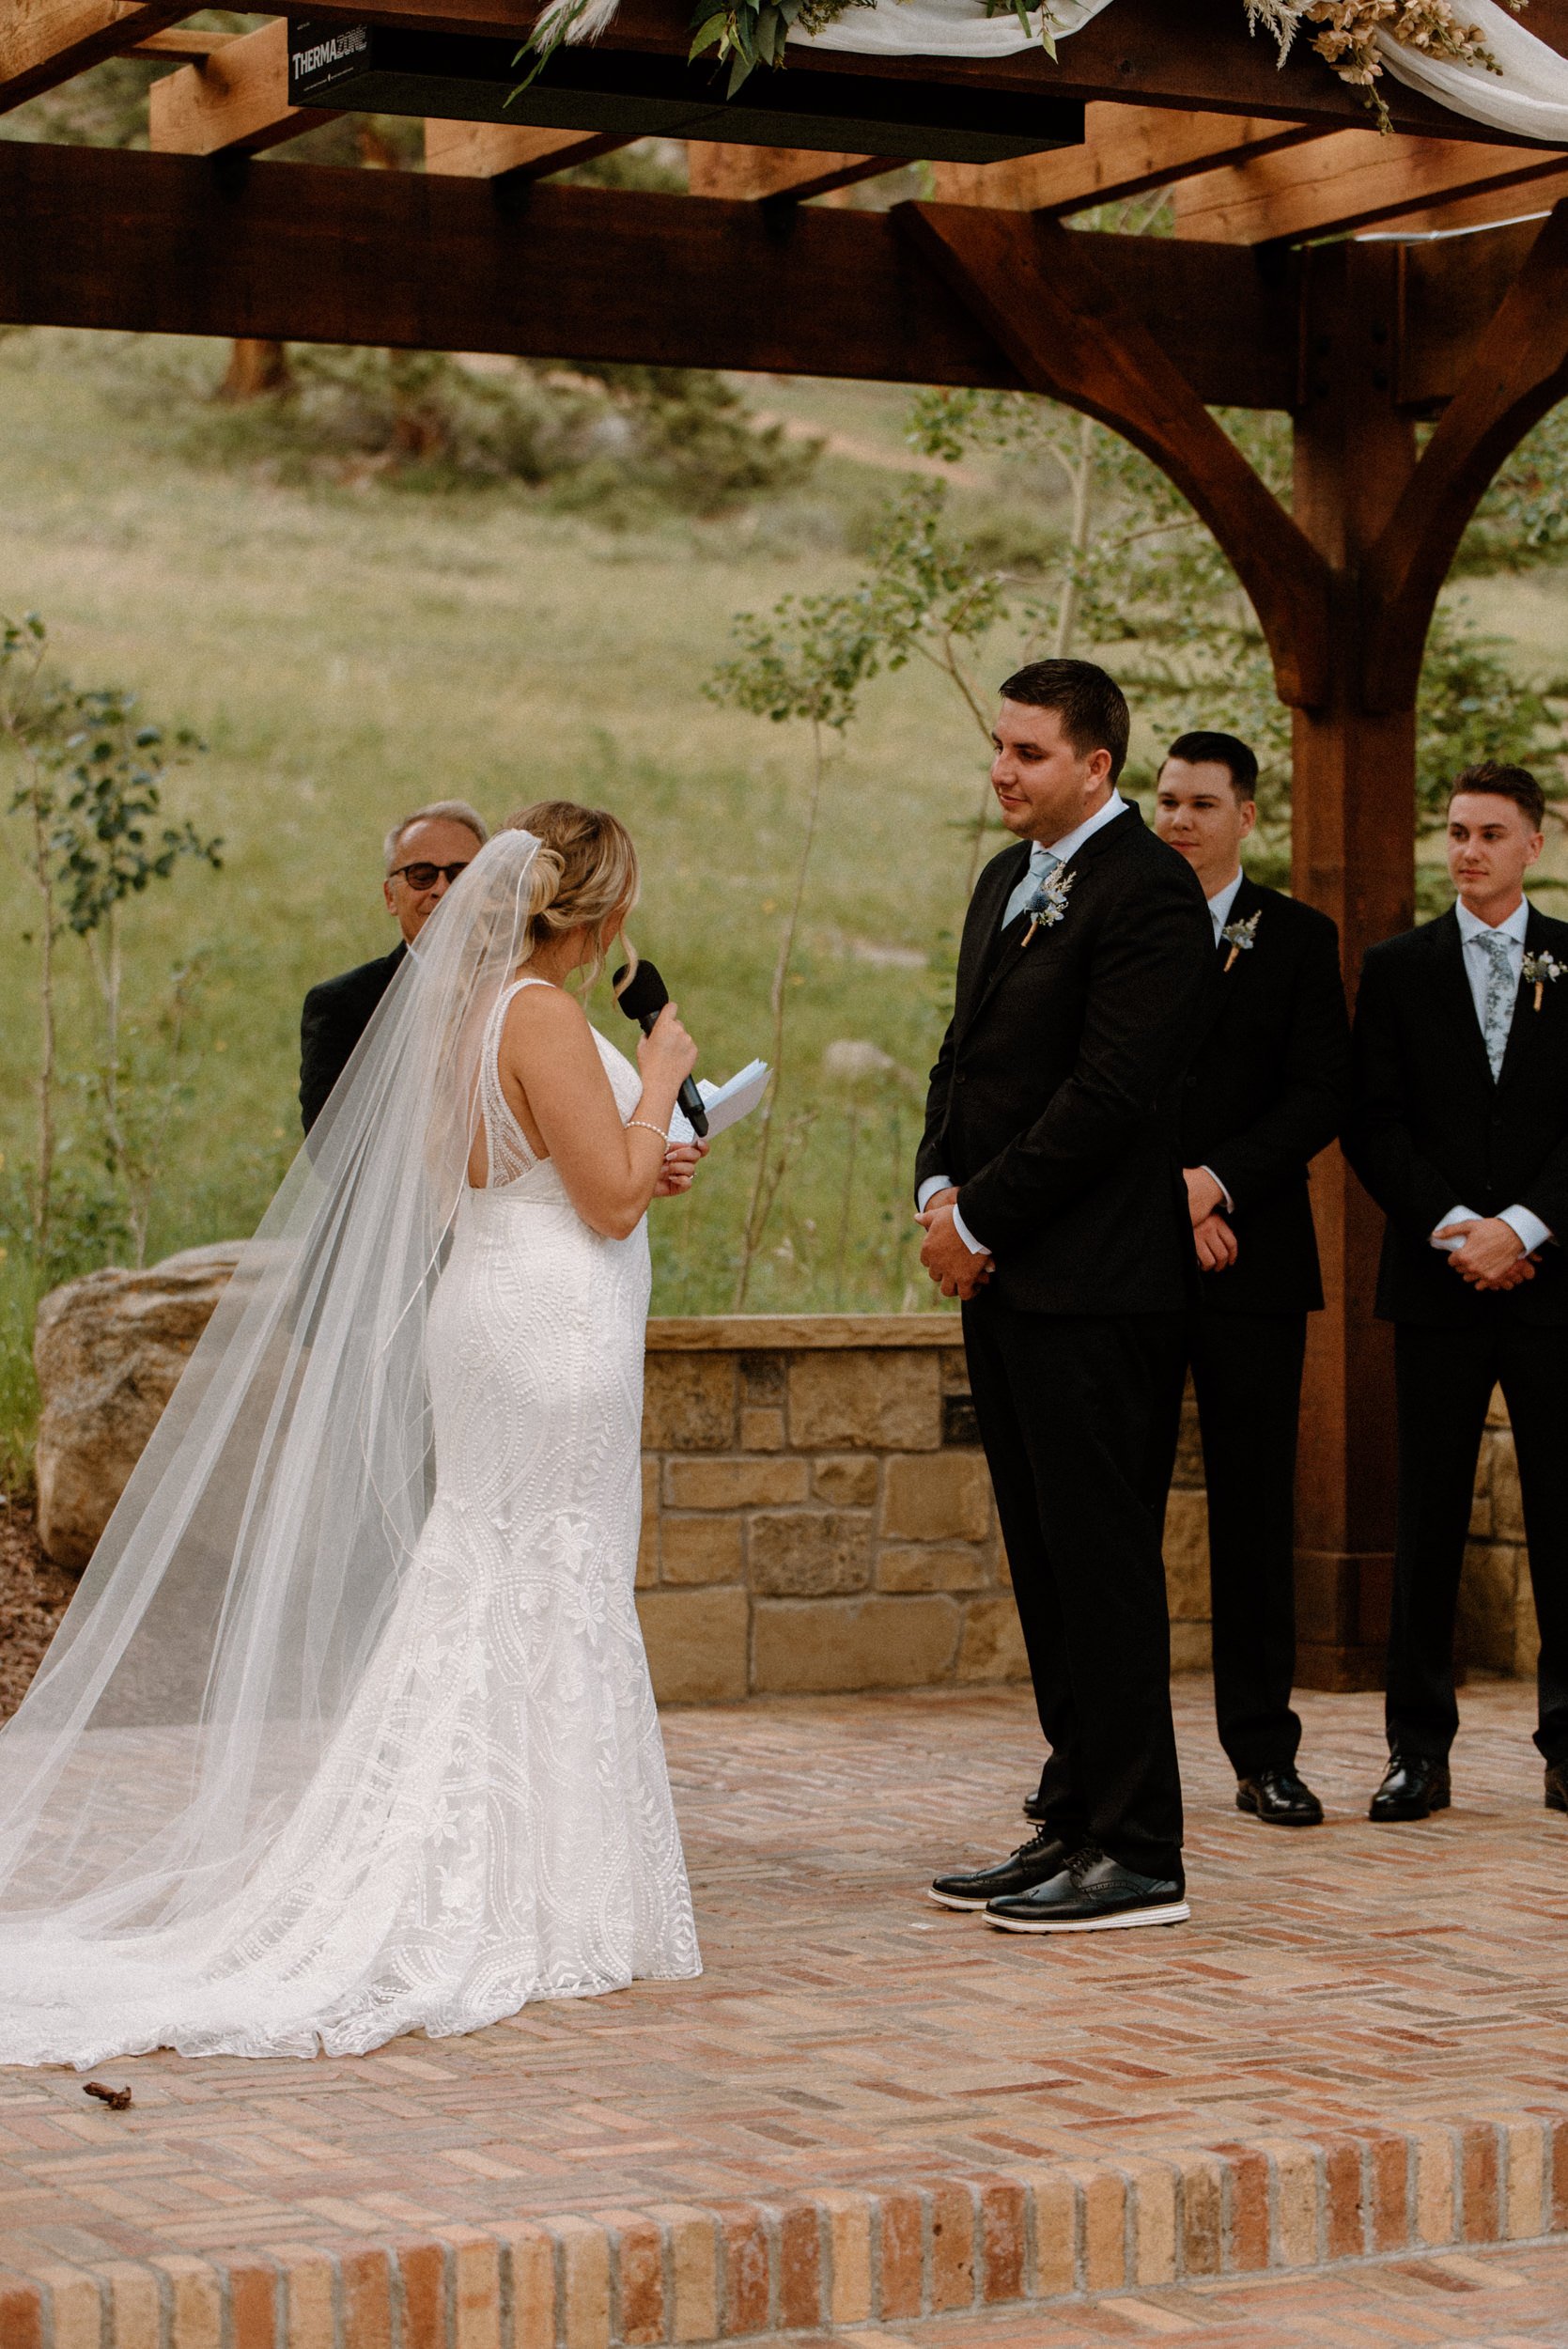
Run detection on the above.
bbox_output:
[1149,733,1350,1826]
[1347,762,1568,1823]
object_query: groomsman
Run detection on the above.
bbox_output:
[1149,734,1349,1826]
[1347,761,1568,1822]
[917,661,1213,1933]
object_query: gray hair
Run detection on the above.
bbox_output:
[384,800,489,875]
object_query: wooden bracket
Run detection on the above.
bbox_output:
[1363,199,1568,712]
[898,201,1332,709]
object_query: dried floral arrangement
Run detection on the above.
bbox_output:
[1246,2,1529,130]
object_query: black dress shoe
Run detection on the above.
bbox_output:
[929,1828,1071,1912]
[1546,1761,1567,1814]
[1235,1767,1324,1827]
[1369,1753,1452,1822]
[985,1846,1189,1935]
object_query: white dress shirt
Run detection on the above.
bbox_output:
[1431,894,1552,1258]
[1205,870,1245,946]
[920,793,1127,1255]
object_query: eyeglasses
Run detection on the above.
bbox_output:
[389,861,471,892]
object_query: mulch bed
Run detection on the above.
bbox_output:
[0,1499,74,1723]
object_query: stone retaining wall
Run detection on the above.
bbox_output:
[631,1315,1216,1705]
[30,1265,1536,1703]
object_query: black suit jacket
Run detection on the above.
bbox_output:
[916,803,1213,1316]
[299,943,406,1133]
[1346,904,1568,1327]
[1178,878,1350,1317]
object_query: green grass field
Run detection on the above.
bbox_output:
[2,327,1566,1487]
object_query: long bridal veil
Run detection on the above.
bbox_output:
[0,829,547,2060]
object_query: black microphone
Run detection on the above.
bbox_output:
[613,960,708,1138]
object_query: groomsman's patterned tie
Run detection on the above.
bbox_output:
[1479,931,1516,1080]
[1020,848,1063,926]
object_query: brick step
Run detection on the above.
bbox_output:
[7,2113,1564,2349]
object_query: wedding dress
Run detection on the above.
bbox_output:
[0,834,698,2064]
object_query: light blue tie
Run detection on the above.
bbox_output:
[1004,845,1062,933]
[1478,930,1516,1081]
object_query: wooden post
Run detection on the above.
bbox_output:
[1290,242,1418,1688]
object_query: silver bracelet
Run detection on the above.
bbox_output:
[626,1118,670,1143]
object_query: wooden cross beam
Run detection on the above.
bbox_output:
[148,19,339,158]
[897,199,1332,708]
[684,145,900,203]
[682,104,1331,212]
[0,0,189,111]
[1172,126,1568,245]
[424,117,633,179]
[927,103,1330,215]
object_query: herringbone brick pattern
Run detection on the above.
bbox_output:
[0,1678,1561,2296]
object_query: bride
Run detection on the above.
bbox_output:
[0,802,703,2063]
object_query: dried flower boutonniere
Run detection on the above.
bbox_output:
[1220,908,1261,973]
[1522,949,1565,1012]
[1022,863,1076,947]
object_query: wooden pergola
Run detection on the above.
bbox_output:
[8,0,1568,1686]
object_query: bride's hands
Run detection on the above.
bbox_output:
[653,1138,709,1198]
[636,1002,698,1093]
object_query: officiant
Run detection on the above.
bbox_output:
[300,799,489,1132]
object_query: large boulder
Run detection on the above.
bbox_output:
[33,1243,242,1568]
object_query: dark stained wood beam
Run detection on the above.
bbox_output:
[1365,200,1568,710]
[0,0,189,111]
[109,0,1553,141]
[898,199,1331,707]
[0,139,1301,411]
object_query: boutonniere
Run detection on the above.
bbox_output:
[1522,949,1565,1010]
[1220,908,1261,973]
[1022,863,1075,946]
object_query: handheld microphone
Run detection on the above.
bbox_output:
[613,960,708,1138]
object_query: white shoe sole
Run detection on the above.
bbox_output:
[926,1887,991,1911]
[986,1899,1190,1935]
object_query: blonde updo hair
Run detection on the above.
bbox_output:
[503,801,640,990]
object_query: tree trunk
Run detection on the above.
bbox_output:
[217,339,291,403]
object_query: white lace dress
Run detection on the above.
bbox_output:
[0,981,699,2063]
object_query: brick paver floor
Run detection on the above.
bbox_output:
[771,2241,1568,2347]
[0,1677,1564,2272]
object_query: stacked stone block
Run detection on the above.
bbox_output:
[633,1317,1216,1705]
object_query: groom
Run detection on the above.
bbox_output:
[918,660,1213,1933]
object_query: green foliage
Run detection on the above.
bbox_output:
[46,692,219,936]
[1458,404,1568,576]
[147,340,817,515]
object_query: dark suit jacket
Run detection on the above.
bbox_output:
[916,803,1213,1316]
[1346,904,1568,1327]
[299,943,406,1133]
[1178,878,1350,1317]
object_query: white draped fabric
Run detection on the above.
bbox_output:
[781,0,1568,146]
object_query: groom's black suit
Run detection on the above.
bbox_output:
[1347,906,1568,1771]
[918,804,1213,1884]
